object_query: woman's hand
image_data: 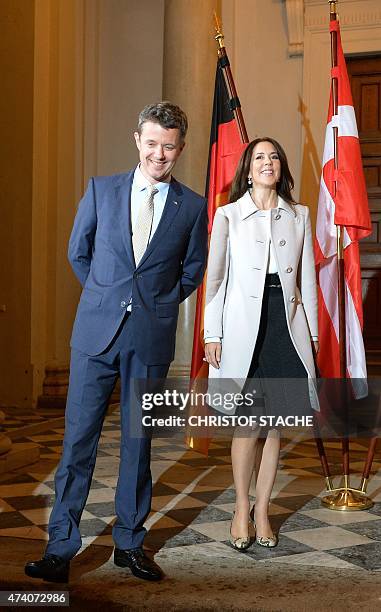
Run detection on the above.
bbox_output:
[204,342,222,369]
[313,340,319,354]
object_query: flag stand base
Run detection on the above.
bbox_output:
[321,477,373,511]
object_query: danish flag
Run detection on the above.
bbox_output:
[315,19,371,388]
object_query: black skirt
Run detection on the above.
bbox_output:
[241,273,312,419]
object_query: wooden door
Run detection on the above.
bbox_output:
[347,56,381,364]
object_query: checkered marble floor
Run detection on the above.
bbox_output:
[1,410,381,572]
[1,405,64,433]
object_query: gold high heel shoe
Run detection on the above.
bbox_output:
[255,532,278,548]
[250,506,278,548]
[229,512,255,551]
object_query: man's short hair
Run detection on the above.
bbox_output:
[137,102,188,142]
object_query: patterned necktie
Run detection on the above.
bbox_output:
[132,184,158,265]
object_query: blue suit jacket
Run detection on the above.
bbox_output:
[68,170,208,364]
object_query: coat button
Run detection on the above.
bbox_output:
[279,239,286,246]
[290,296,296,302]
[274,214,281,220]
[120,300,127,308]
[286,266,293,273]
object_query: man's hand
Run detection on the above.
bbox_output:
[313,340,319,354]
[204,342,222,369]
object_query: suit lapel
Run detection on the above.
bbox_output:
[137,178,183,268]
[115,172,135,268]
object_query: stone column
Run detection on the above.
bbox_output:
[32,0,84,408]
[0,0,34,406]
[163,0,217,374]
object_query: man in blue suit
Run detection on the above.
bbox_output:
[25,102,208,583]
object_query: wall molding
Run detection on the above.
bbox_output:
[304,0,381,30]
[285,0,305,56]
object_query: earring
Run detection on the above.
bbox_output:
[247,176,253,188]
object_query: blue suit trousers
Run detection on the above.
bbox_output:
[45,314,169,560]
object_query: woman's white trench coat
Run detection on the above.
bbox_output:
[204,192,319,414]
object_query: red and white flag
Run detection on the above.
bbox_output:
[315,19,371,390]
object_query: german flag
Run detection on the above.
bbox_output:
[186,60,247,454]
[190,59,247,382]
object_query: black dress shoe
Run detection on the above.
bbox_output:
[114,547,163,581]
[25,555,70,583]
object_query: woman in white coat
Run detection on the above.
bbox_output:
[204,138,319,550]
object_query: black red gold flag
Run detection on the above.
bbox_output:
[187,60,247,454]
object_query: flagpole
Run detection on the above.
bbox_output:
[320,0,372,511]
[330,0,351,486]
[186,15,248,454]
[214,13,249,144]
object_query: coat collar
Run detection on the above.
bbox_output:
[237,190,296,221]
[133,164,171,201]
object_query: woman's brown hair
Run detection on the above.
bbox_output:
[229,137,296,204]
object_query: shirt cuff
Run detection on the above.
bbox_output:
[311,336,318,341]
[204,337,222,344]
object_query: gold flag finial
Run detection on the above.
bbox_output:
[329,1,337,16]
[213,11,224,49]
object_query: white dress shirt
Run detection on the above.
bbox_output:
[262,209,278,274]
